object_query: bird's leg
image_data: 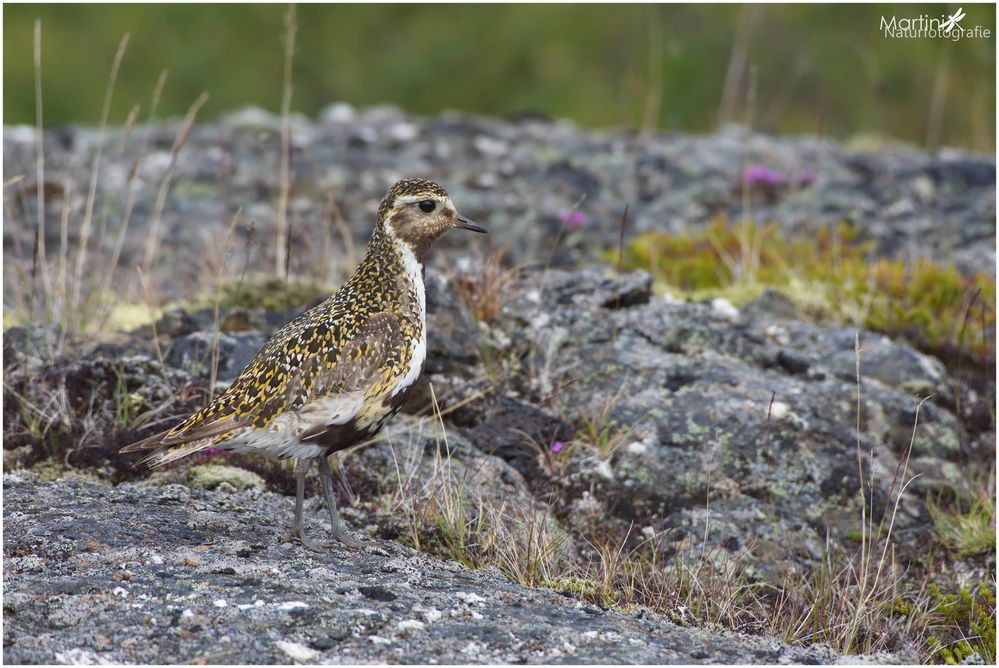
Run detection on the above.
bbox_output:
[288,458,332,552]
[318,455,364,549]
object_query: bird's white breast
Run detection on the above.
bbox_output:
[392,242,427,397]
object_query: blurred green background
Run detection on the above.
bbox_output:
[3,4,996,150]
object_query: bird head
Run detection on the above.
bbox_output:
[377,178,485,258]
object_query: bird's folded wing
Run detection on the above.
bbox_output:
[297,312,404,442]
[119,311,403,454]
[314,311,403,397]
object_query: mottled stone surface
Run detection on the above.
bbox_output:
[4,472,864,665]
[456,268,983,581]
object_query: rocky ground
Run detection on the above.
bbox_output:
[3,106,995,664]
[4,470,869,665]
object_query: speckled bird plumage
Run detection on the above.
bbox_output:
[120,178,485,549]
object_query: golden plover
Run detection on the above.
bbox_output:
[121,178,486,549]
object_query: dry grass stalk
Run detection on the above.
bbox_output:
[95,70,168,321]
[323,186,357,281]
[274,3,297,277]
[448,248,521,325]
[72,33,130,318]
[640,7,664,135]
[33,20,53,301]
[208,209,248,400]
[136,266,164,366]
[141,91,209,275]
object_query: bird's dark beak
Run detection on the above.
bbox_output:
[455,213,487,234]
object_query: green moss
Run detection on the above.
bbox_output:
[105,303,162,332]
[890,596,913,616]
[551,576,616,607]
[185,464,265,491]
[178,275,331,314]
[611,219,996,364]
[31,457,70,482]
[29,458,106,484]
[926,583,996,665]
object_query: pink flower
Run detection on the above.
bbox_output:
[797,168,816,187]
[743,165,787,187]
[550,440,565,454]
[559,210,587,228]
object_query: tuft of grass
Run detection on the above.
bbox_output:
[613,218,996,365]
[576,411,631,462]
[490,503,571,590]
[928,474,996,558]
[5,382,73,461]
[576,529,768,629]
[559,386,635,461]
[379,388,570,578]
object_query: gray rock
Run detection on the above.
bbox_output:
[424,270,481,374]
[489,269,971,578]
[165,331,267,383]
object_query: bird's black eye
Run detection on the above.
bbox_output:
[418,200,436,213]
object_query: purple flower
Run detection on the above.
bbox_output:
[743,165,787,187]
[550,440,565,454]
[559,210,587,229]
[797,168,816,187]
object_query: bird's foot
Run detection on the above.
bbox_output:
[285,527,335,552]
[328,525,366,551]
[285,525,364,552]
[300,535,337,552]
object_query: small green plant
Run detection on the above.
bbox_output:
[5,383,73,459]
[570,387,634,461]
[112,366,132,428]
[576,414,631,461]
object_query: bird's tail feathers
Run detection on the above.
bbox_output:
[119,415,243,468]
[134,439,218,468]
